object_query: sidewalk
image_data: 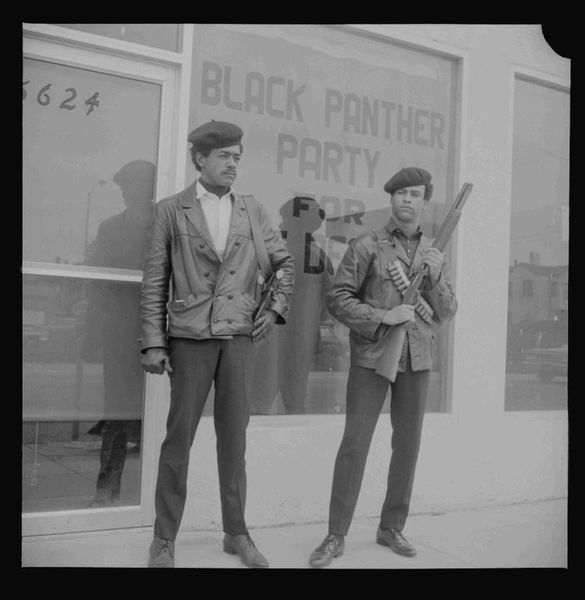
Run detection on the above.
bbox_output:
[21,497,567,569]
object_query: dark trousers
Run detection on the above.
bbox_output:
[328,360,429,536]
[153,336,256,541]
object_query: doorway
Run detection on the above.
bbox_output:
[22,37,177,535]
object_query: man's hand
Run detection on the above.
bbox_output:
[252,310,277,342]
[140,347,173,375]
[382,304,416,326]
[421,247,445,285]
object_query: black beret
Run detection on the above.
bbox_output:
[383,167,433,197]
[187,120,243,152]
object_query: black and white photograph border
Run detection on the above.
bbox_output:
[21,22,570,570]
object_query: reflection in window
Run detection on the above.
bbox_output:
[85,160,155,271]
[22,57,160,267]
[22,57,160,512]
[250,197,340,415]
[22,163,154,512]
[53,23,182,52]
[505,77,569,411]
[22,275,145,512]
[551,281,559,297]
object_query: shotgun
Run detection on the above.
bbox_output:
[373,182,473,382]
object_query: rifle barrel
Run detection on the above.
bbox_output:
[431,183,473,250]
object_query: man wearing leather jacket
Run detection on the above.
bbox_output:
[308,167,457,567]
[140,121,295,568]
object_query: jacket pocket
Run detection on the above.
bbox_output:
[216,293,256,324]
[231,292,257,319]
[169,294,197,311]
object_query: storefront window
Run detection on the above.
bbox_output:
[23,275,144,511]
[53,24,182,52]
[22,57,160,511]
[23,58,160,267]
[505,76,569,411]
[189,24,460,414]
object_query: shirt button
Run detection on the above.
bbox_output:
[199,243,205,249]
[235,241,240,247]
[229,270,236,274]
[213,318,219,323]
[204,272,210,277]
[228,294,233,299]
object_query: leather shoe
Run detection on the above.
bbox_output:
[308,533,345,568]
[376,527,417,557]
[223,534,269,568]
[148,535,175,567]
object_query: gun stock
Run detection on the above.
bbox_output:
[373,324,408,382]
[373,182,473,382]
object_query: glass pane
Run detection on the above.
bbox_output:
[22,57,161,513]
[23,275,144,512]
[23,57,160,267]
[505,78,569,411]
[190,24,459,414]
[54,23,182,52]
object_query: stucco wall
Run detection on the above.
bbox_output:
[168,411,567,531]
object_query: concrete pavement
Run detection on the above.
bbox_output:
[21,497,567,569]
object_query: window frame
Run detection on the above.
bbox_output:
[21,28,190,536]
[503,64,570,414]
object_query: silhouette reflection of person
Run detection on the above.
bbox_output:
[83,160,155,507]
[251,196,333,414]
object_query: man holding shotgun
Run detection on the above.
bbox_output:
[309,167,461,567]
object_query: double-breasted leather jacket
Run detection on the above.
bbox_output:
[326,221,457,372]
[140,182,295,351]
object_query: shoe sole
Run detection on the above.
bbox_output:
[148,557,175,567]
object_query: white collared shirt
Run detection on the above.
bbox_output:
[196,180,233,259]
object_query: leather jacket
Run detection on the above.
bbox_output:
[326,221,457,372]
[140,182,295,351]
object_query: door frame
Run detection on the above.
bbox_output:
[21,30,183,536]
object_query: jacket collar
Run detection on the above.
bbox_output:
[195,179,234,201]
[384,217,423,241]
[224,194,248,256]
[383,217,426,273]
[178,182,215,251]
[178,181,247,260]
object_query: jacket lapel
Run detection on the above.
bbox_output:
[179,182,219,257]
[223,194,248,258]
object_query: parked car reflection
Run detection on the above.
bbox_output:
[520,318,568,382]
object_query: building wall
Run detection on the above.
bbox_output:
[166,24,569,531]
